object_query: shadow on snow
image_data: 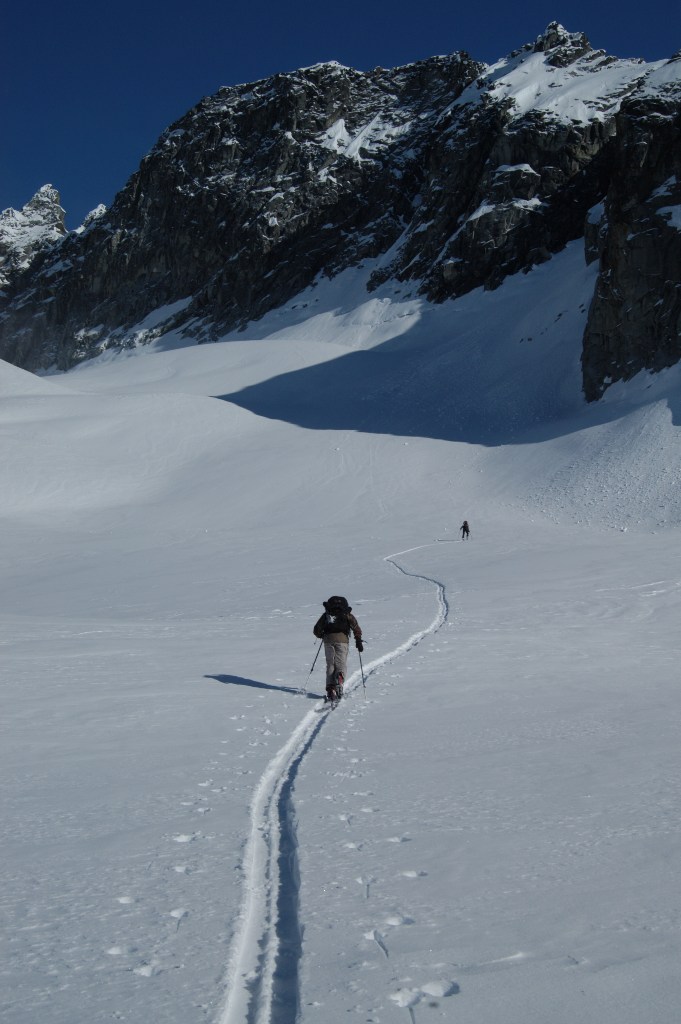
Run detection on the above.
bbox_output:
[205,673,321,699]
[215,330,656,446]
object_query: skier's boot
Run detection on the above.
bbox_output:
[326,671,344,703]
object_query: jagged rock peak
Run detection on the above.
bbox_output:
[80,204,108,231]
[0,185,67,292]
[534,22,592,66]
[1,184,66,231]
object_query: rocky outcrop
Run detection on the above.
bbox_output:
[0,185,66,294]
[0,23,679,401]
[582,58,681,399]
[0,55,487,368]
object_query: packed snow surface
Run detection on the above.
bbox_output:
[2,245,681,1024]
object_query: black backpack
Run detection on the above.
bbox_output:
[322,595,352,635]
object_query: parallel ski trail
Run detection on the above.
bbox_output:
[216,546,448,1024]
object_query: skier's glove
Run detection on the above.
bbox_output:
[356,640,364,652]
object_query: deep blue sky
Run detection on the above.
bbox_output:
[3,1,677,227]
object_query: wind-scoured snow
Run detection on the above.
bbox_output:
[316,115,412,162]
[2,241,681,1024]
[453,46,653,125]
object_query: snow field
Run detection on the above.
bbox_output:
[295,534,681,1023]
[2,242,681,1023]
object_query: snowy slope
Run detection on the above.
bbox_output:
[2,247,681,1024]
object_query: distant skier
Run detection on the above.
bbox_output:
[461,520,470,540]
[313,595,363,702]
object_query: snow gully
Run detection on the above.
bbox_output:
[216,548,448,1024]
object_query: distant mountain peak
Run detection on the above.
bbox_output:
[0,185,67,293]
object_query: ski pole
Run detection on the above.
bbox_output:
[300,640,323,694]
[358,648,366,696]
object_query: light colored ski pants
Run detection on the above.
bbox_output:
[324,639,348,690]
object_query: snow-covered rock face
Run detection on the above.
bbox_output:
[0,26,679,401]
[0,185,66,292]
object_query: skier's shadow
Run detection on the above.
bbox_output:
[204,674,321,699]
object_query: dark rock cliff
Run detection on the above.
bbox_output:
[0,55,483,368]
[582,58,681,399]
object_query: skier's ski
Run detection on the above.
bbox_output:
[314,697,344,712]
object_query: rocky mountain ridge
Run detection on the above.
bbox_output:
[0,24,680,400]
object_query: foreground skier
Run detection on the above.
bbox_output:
[313,596,363,702]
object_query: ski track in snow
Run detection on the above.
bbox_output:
[216,545,448,1024]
